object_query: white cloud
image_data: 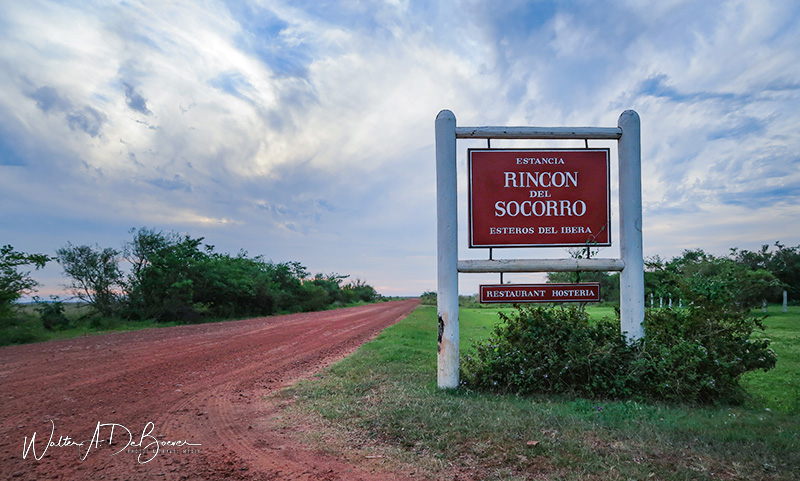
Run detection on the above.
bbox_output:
[1,0,799,297]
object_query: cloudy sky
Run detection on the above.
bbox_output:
[1,0,799,298]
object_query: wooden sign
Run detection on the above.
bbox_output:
[469,149,610,248]
[479,283,601,303]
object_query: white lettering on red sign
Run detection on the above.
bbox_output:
[479,283,601,304]
[469,149,610,248]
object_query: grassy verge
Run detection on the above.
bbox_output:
[0,304,185,346]
[0,299,399,347]
[280,304,800,480]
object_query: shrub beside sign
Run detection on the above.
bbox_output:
[469,149,610,248]
[479,283,601,303]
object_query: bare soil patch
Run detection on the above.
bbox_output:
[0,300,419,480]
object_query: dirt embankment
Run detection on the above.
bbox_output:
[0,299,419,480]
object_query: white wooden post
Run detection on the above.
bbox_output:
[618,110,645,341]
[435,110,459,389]
[784,290,788,313]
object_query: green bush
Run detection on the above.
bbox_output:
[1,245,50,319]
[420,291,436,305]
[462,306,633,398]
[36,299,69,330]
[461,304,776,404]
[300,283,331,312]
[0,310,40,345]
[342,279,378,303]
[0,322,39,345]
[636,305,776,402]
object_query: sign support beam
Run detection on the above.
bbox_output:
[455,126,622,139]
[458,258,625,273]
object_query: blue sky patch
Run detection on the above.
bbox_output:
[0,133,26,166]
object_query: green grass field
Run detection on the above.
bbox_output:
[281,304,800,480]
[741,306,800,413]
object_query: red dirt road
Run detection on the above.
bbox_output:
[0,299,419,480]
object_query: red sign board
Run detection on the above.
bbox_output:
[479,283,601,304]
[469,149,610,248]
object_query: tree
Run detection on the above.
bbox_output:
[56,243,123,317]
[732,242,800,300]
[125,229,208,321]
[123,227,194,318]
[644,254,681,304]
[648,249,781,311]
[306,272,348,303]
[0,245,50,318]
[343,278,378,303]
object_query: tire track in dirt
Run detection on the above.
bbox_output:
[0,299,419,480]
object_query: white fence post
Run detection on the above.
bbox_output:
[618,110,645,341]
[784,290,788,313]
[435,110,459,389]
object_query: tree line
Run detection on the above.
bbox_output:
[1,227,378,326]
[546,241,798,309]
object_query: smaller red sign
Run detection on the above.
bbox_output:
[479,283,601,304]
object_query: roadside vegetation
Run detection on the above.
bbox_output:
[282,244,800,480]
[0,227,380,346]
[282,304,800,480]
